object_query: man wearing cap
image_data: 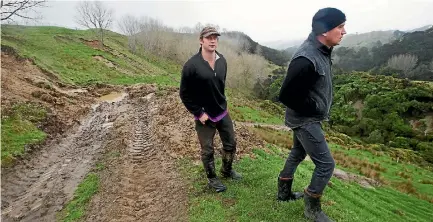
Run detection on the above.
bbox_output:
[179,26,242,193]
[277,8,346,222]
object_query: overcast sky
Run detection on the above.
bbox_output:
[20,0,433,44]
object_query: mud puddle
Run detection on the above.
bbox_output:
[98,92,128,103]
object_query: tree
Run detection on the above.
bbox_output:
[117,14,140,52]
[177,26,194,33]
[1,0,46,22]
[193,22,204,33]
[255,45,262,56]
[117,14,139,36]
[387,54,418,77]
[75,1,113,46]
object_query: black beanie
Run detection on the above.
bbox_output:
[312,7,346,35]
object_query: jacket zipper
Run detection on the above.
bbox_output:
[207,59,218,77]
[202,54,219,77]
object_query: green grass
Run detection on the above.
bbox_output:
[230,106,283,124]
[329,144,433,200]
[250,126,293,149]
[248,125,433,203]
[1,25,178,86]
[227,90,284,125]
[57,173,99,222]
[180,147,433,222]
[1,103,47,166]
[56,145,121,221]
[1,117,46,165]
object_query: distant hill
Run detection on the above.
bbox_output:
[340,24,432,48]
[264,24,433,50]
[333,27,433,81]
[283,46,298,58]
[339,30,403,48]
[406,24,433,32]
[261,38,304,50]
[372,27,433,67]
[222,31,292,66]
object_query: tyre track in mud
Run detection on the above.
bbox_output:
[84,92,188,222]
[1,97,128,222]
[113,94,160,220]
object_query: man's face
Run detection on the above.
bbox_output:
[325,22,346,46]
[200,34,219,52]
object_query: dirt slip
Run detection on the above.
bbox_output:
[1,52,94,137]
[333,168,381,189]
[1,95,128,221]
[236,122,292,132]
[84,91,188,222]
[153,89,266,160]
[153,89,201,159]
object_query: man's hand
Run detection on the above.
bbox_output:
[199,113,209,124]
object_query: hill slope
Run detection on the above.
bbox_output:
[223,31,292,66]
[339,30,403,48]
[1,25,180,86]
[333,27,433,81]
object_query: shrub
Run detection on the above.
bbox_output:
[366,129,385,144]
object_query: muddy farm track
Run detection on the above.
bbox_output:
[1,99,122,221]
[82,92,189,222]
[1,88,192,221]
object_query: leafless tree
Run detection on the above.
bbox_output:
[177,26,194,34]
[255,45,262,56]
[193,22,204,33]
[117,14,140,52]
[387,54,418,76]
[117,14,139,36]
[1,0,46,22]
[75,1,113,46]
[127,18,268,92]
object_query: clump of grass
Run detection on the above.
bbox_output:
[393,209,405,216]
[249,126,293,149]
[57,173,99,222]
[397,171,412,180]
[418,194,433,204]
[395,180,417,194]
[372,162,386,172]
[360,167,380,179]
[1,102,47,166]
[333,150,388,183]
[420,179,433,185]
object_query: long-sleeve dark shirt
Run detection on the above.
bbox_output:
[278,56,321,116]
[179,49,228,120]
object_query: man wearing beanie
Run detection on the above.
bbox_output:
[277,7,346,222]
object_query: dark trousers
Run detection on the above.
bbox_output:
[279,122,335,195]
[195,114,236,178]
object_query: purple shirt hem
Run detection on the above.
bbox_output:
[194,109,228,122]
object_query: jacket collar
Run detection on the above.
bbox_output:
[307,32,333,57]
